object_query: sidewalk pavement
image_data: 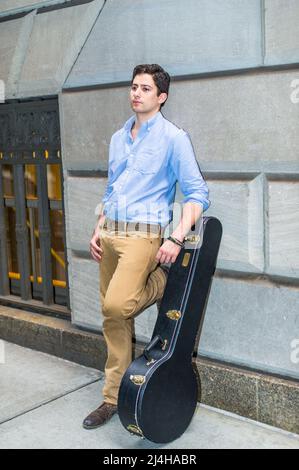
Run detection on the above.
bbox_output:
[0,340,298,450]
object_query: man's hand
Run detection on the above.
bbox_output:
[90,229,103,263]
[155,239,182,264]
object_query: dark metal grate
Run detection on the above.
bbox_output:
[0,98,69,310]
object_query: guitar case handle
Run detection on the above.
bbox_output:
[143,335,164,361]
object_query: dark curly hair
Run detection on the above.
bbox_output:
[131,64,170,108]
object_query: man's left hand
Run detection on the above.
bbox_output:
[155,239,182,264]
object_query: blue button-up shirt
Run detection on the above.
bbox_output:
[101,111,210,227]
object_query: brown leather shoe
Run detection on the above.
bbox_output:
[82,402,118,429]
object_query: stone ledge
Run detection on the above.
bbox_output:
[196,357,299,434]
[0,305,298,434]
[0,305,107,370]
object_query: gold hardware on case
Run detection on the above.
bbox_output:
[166,309,182,321]
[146,358,156,366]
[127,424,144,437]
[130,375,146,385]
[185,235,200,243]
[182,252,190,267]
[161,339,168,350]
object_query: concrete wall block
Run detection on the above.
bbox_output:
[0,0,50,13]
[70,255,159,342]
[64,0,262,88]
[133,305,158,344]
[59,88,129,170]
[0,16,25,90]
[264,0,299,65]
[65,176,107,251]
[16,0,104,97]
[200,277,299,380]
[205,175,264,272]
[69,257,102,331]
[61,70,299,173]
[165,70,299,165]
[71,260,299,380]
[267,179,299,277]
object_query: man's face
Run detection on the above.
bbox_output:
[130,73,167,114]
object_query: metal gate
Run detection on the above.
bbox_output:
[0,97,69,313]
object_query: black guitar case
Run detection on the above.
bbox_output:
[117,216,222,443]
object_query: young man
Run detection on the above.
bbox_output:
[83,64,210,429]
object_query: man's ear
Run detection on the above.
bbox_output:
[158,92,168,106]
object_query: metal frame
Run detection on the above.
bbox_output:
[0,97,69,309]
[0,167,9,295]
[13,164,32,300]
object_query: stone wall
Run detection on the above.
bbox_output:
[1,0,298,381]
[0,0,86,15]
[61,0,299,381]
[0,0,104,98]
[60,68,299,380]
[0,1,54,13]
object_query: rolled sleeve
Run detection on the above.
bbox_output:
[170,130,210,211]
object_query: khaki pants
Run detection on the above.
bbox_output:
[98,227,167,405]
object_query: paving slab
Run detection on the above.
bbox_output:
[0,342,298,449]
[0,341,102,424]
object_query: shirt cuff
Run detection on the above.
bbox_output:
[183,198,210,211]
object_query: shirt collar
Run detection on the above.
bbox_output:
[124,111,162,133]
